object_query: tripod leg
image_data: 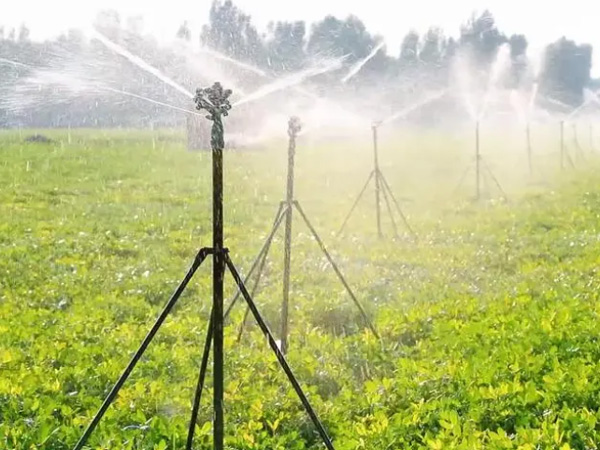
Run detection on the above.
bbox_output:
[482,162,507,200]
[224,255,336,450]
[482,165,490,199]
[565,146,576,168]
[237,238,272,343]
[379,174,416,239]
[73,248,211,450]
[337,170,375,236]
[186,308,214,450]
[378,174,399,239]
[453,164,472,196]
[224,203,287,319]
[237,302,252,343]
[293,201,380,339]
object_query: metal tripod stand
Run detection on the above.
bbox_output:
[338,122,415,239]
[225,116,379,356]
[572,123,586,163]
[559,120,576,170]
[72,84,336,450]
[455,121,507,201]
[525,123,533,176]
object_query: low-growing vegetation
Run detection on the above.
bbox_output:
[1,128,599,449]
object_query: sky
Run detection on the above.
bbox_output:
[2,0,600,76]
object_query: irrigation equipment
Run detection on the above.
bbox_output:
[572,123,586,162]
[559,120,575,170]
[338,121,416,239]
[455,121,507,201]
[224,116,379,355]
[526,123,533,176]
[72,83,336,450]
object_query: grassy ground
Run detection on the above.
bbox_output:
[1,126,599,449]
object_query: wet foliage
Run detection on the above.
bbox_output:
[1,128,600,449]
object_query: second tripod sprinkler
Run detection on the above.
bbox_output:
[338,120,416,240]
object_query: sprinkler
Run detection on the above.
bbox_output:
[559,120,575,170]
[72,83,336,450]
[454,121,507,201]
[338,121,415,239]
[526,122,533,177]
[224,116,379,355]
[572,122,586,162]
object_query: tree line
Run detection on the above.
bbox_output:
[0,1,596,128]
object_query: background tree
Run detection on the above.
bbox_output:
[306,14,392,86]
[398,30,420,70]
[508,34,528,88]
[200,0,266,67]
[419,28,444,67]
[307,15,374,62]
[265,20,306,73]
[0,1,598,128]
[17,24,30,43]
[460,10,507,66]
[176,21,192,42]
[540,37,592,105]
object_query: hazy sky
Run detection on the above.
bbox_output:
[2,0,599,75]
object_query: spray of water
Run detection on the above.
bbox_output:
[168,40,248,97]
[0,57,31,68]
[479,43,511,120]
[544,96,572,111]
[103,86,203,116]
[90,29,194,99]
[528,84,539,117]
[1,69,107,114]
[509,90,527,125]
[523,52,544,121]
[451,51,478,120]
[233,56,347,107]
[583,88,600,107]
[341,42,385,84]
[379,90,447,126]
[2,60,200,127]
[198,46,268,77]
[567,90,600,121]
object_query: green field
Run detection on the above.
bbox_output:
[1,126,600,449]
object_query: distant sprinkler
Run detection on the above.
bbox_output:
[341,41,386,84]
[454,120,507,202]
[72,82,337,450]
[526,122,533,177]
[227,115,379,355]
[338,120,416,239]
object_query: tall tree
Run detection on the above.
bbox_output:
[460,10,507,65]
[17,24,30,42]
[307,15,375,63]
[94,9,122,41]
[265,20,306,73]
[508,34,528,88]
[306,14,392,85]
[399,30,420,66]
[176,21,192,41]
[419,28,444,67]
[200,0,266,66]
[540,37,592,105]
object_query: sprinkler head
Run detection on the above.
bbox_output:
[288,116,302,138]
[194,82,233,121]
